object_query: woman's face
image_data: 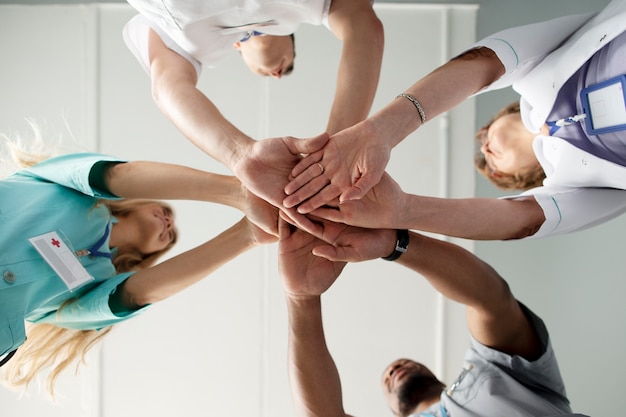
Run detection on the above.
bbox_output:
[124,203,176,255]
[479,112,539,176]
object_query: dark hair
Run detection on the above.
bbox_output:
[474,102,546,190]
[283,34,296,76]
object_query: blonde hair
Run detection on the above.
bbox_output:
[474,102,546,190]
[0,128,178,396]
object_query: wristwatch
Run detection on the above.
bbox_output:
[381,229,410,261]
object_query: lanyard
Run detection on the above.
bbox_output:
[418,404,449,417]
[75,223,112,259]
[546,113,587,135]
[239,30,263,42]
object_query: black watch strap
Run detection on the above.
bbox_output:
[381,229,410,261]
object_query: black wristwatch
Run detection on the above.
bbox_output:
[381,229,410,261]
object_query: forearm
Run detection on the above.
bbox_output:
[400,194,545,240]
[151,78,253,170]
[147,32,254,170]
[363,48,504,150]
[105,161,247,209]
[286,295,348,417]
[326,10,384,135]
[118,218,257,308]
[397,232,511,309]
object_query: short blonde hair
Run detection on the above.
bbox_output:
[474,102,546,190]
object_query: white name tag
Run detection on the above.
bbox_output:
[580,75,626,134]
[29,231,94,291]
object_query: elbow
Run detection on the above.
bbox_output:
[133,288,169,307]
[368,14,385,48]
[363,13,385,54]
[504,202,546,240]
[150,76,169,112]
[453,47,505,88]
[505,223,542,240]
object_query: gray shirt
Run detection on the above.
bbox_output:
[416,304,578,417]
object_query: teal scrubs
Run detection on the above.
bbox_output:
[0,153,150,357]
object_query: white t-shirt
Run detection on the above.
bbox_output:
[123,0,332,77]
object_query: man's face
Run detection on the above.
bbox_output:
[234,35,294,79]
[381,358,441,417]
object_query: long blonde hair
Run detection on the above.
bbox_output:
[1,129,178,396]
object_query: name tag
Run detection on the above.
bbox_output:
[29,231,94,291]
[580,74,626,135]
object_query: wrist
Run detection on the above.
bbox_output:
[381,229,410,261]
[227,135,255,174]
[370,100,420,148]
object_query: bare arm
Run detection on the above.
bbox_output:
[307,172,545,240]
[278,219,351,417]
[286,296,351,417]
[325,0,384,135]
[308,224,541,360]
[283,48,505,212]
[148,30,252,169]
[147,30,330,211]
[103,161,279,236]
[112,217,275,309]
[397,232,541,360]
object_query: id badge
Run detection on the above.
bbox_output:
[580,75,626,135]
[29,231,94,291]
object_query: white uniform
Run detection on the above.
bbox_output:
[123,0,331,77]
[468,0,626,238]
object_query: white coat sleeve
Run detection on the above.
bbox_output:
[503,186,626,239]
[465,13,593,93]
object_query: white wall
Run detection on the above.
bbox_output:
[0,3,477,417]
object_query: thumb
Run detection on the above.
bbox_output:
[286,133,330,155]
[339,172,381,202]
[311,244,339,261]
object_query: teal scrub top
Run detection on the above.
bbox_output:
[0,153,150,357]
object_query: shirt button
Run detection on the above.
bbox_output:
[3,271,16,283]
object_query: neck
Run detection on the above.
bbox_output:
[108,217,132,251]
[411,389,442,415]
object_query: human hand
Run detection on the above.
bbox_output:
[282,121,392,213]
[281,214,396,263]
[308,172,408,230]
[240,185,280,237]
[278,218,346,298]
[243,217,278,246]
[232,133,329,227]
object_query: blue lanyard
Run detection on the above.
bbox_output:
[75,223,112,259]
[239,30,263,42]
[546,113,587,135]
